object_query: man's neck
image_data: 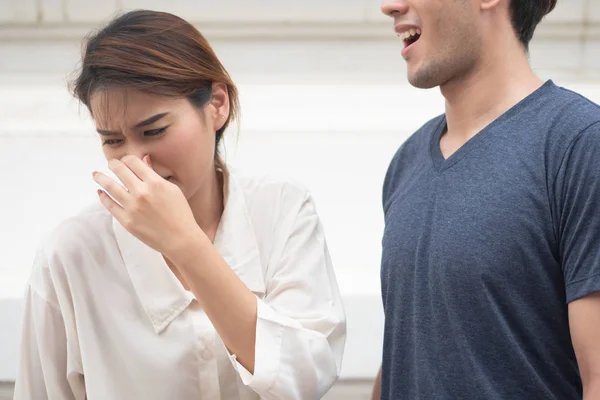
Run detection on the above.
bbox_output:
[441,44,544,143]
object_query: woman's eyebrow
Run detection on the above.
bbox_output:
[134,112,170,129]
[96,112,170,135]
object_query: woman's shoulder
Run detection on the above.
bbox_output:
[36,202,114,262]
[230,168,313,212]
[225,169,324,275]
[27,202,115,301]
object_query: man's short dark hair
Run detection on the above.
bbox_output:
[509,0,557,49]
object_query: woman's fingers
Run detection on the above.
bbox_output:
[93,171,129,206]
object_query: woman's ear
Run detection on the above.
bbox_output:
[210,82,230,131]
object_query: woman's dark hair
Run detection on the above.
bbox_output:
[70,9,240,160]
[509,0,557,50]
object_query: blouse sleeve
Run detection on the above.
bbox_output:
[228,193,346,399]
[13,249,86,400]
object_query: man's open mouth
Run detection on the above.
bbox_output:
[399,29,421,48]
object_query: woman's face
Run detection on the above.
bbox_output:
[89,85,229,201]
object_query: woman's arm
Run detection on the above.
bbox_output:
[169,230,259,373]
[171,193,346,399]
[95,157,346,398]
[14,285,85,400]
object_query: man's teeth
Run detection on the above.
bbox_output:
[399,29,421,41]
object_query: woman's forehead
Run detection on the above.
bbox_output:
[90,88,171,128]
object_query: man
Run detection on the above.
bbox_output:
[372,0,600,399]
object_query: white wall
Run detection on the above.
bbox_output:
[1,0,600,383]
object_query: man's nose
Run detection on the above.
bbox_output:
[381,0,409,17]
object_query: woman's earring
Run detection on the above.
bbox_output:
[221,116,226,120]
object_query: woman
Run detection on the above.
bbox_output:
[14,9,346,400]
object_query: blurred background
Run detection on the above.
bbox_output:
[1,0,599,398]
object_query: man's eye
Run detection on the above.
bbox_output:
[102,139,123,146]
[145,126,168,136]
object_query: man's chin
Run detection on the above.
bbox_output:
[407,65,443,89]
[408,75,440,90]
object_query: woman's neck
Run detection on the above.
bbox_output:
[188,166,225,242]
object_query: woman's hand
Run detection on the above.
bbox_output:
[93,155,202,258]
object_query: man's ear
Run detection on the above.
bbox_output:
[480,0,502,11]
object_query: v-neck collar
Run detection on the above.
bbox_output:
[112,168,265,334]
[430,80,555,173]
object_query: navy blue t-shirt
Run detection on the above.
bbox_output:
[380,80,600,399]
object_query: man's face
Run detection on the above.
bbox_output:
[381,0,483,89]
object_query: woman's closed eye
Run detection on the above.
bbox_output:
[144,126,169,136]
[101,126,169,146]
[102,138,123,146]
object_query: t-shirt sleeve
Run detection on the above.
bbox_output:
[555,121,600,303]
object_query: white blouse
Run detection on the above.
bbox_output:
[13,168,346,400]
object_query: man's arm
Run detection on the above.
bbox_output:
[371,366,382,400]
[552,122,600,399]
[569,292,600,399]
